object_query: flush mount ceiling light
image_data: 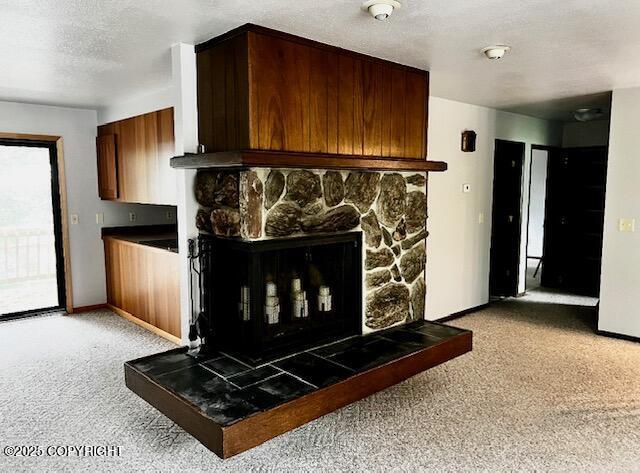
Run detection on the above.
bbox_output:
[481,45,511,60]
[574,108,605,122]
[361,0,402,21]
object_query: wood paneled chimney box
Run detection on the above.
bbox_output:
[170,24,446,172]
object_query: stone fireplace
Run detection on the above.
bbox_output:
[193,168,428,340]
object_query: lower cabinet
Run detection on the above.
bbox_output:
[104,237,181,341]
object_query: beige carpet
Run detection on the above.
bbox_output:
[1,300,639,472]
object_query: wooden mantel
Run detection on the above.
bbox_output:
[170,150,447,172]
[178,24,447,173]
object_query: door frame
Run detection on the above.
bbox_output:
[489,139,525,298]
[524,144,558,291]
[0,132,73,314]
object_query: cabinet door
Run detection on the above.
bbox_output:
[96,134,118,200]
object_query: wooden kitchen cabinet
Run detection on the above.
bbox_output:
[196,24,429,160]
[104,236,181,341]
[97,107,176,205]
[96,134,118,200]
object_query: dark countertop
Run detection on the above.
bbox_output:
[102,225,179,253]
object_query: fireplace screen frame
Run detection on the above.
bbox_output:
[199,232,363,365]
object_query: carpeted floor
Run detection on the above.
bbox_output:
[1,300,639,472]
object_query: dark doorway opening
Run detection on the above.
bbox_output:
[540,146,608,297]
[489,139,525,298]
[0,138,66,320]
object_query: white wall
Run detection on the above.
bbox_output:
[527,149,548,258]
[97,86,174,125]
[562,120,609,148]
[426,97,562,320]
[599,87,640,338]
[0,101,176,308]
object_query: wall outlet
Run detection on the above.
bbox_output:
[462,183,471,193]
[129,212,137,223]
[70,214,79,225]
[166,210,174,221]
[96,213,104,224]
[619,218,635,233]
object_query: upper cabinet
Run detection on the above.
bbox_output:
[97,108,177,205]
[195,24,429,161]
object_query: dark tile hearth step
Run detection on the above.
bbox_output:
[124,320,472,459]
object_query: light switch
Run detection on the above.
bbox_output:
[619,218,635,233]
[70,214,79,225]
[96,213,104,224]
[478,212,485,224]
[462,183,471,193]
[129,212,137,222]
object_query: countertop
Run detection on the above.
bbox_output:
[102,225,179,253]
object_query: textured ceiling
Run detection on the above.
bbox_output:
[0,0,637,120]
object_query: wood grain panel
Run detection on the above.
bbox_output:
[326,51,339,154]
[353,59,364,156]
[117,117,137,202]
[104,237,180,338]
[389,67,407,157]
[144,112,159,203]
[157,108,176,203]
[196,49,214,152]
[309,48,329,153]
[362,61,384,156]
[197,26,431,162]
[253,34,310,152]
[96,134,118,200]
[337,54,355,155]
[404,71,427,158]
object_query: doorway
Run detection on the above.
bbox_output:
[0,138,66,319]
[489,139,525,297]
[525,146,551,291]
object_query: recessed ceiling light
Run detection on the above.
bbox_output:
[361,0,402,21]
[481,45,512,60]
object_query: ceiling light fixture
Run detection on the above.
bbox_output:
[361,0,401,21]
[481,45,511,60]
[574,108,605,122]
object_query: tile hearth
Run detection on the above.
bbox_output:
[125,320,472,458]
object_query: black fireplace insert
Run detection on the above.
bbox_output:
[198,232,362,365]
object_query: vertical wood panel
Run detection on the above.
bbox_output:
[196,50,213,152]
[381,66,393,157]
[353,59,364,156]
[144,112,159,203]
[389,67,407,157]
[404,71,427,158]
[96,134,118,200]
[210,46,227,151]
[337,54,354,155]
[104,238,181,338]
[253,34,310,152]
[309,48,328,153]
[362,61,384,156]
[326,52,339,154]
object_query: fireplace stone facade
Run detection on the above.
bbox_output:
[194,168,428,332]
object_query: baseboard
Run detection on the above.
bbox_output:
[435,303,491,323]
[107,304,182,345]
[70,304,107,314]
[596,329,640,344]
